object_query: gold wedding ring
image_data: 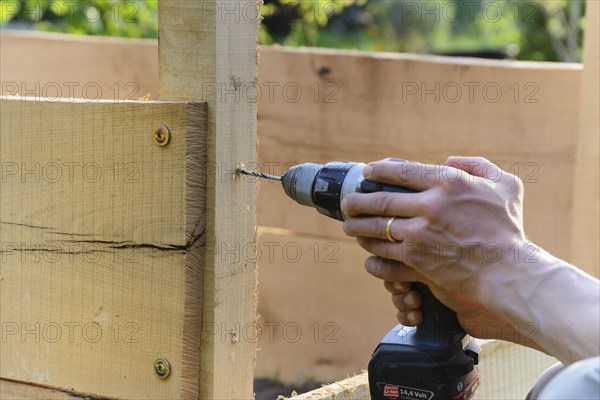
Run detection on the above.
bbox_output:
[386,217,397,243]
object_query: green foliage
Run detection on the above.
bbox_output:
[0,0,584,62]
[259,0,584,62]
[274,0,367,46]
[1,0,158,38]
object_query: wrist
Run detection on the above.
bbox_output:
[478,246,600,364]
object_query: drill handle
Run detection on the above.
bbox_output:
[412,282,465,345]
[360,180,419,194]
[358,159,465,342]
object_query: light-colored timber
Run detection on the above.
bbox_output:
[0,2,598,395]
[0,98,207,399]
[158,1,261,399]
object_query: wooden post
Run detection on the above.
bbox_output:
[159,1,260,399]
[571,0,599,277]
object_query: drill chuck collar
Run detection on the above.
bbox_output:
[281,161,480,400]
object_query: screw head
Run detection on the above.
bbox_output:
[154,358,171,379]
[153,125,170,146]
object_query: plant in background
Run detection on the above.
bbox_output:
[0,0,585,62]
[0,0,158,38]
[260,0,367,46]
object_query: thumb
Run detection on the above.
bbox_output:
[446,156,502,180]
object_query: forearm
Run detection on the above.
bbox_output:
[481,247,600,365]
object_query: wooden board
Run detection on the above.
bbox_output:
[290,374,369,400]
[0,31,158,101]
[255,48,583,264]
[0,31,589,266]
[158,1,260,399]
[0,98,207,399]
[571,0,600,277]
[0,379,74,400]
[255,230,395,383]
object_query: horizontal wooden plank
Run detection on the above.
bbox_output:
[0,98,207,399]
[254,230,398,383]
[0,98,204,246]
[0,31,158,101]
[255,48,583,264]
[0,31,589,265]
[0,250,186,399]
[0,379,74,400]
[290,374,369,400]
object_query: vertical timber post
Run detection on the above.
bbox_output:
[159,1,260,399]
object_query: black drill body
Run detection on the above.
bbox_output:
[248,160,480,400]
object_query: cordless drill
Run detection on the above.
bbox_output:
[241,160,480,400]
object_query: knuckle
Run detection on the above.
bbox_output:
[397,163,417,183]
[442,173,469,194]
[508,174,525,195]
[416,198,438,223]
[402,223,420,243]
[374,194,392,215]
[474,156,492,166]
[392,294,408,311]
[374,217,388,237]
[404,218,430,246]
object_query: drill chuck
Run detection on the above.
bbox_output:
[281,161,416,221]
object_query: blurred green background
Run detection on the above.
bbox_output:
[0,0,586,62]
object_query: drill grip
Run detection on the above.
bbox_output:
[361,162,465,343]
[412,282,464,346]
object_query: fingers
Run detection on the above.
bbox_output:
[359,238,420,267]
[392,290,422,311]
[445,156,502,181]
[382,281,424,326]
[364,256,422,282]
[343,215,416,241]
[397,309,423,326]
[384,280,411,294]
[364,160,442,191]
[366,258,425,327]
[342,191,422,218]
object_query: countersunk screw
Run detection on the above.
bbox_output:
[153,125,170,146]
[154,358,171,379]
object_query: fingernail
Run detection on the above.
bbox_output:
[393,281,407,291]
[406,311,418,324]
[365,257,380,275]
[341,197,348,212]
[363,165,372,178]
[404,294,416,307]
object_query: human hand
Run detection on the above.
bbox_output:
[341,156,544,349]
[365,255,545,351]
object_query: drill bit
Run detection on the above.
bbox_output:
[239,169,282,181]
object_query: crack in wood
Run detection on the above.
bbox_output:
[0,221,58,231]
[0,231,206,254]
